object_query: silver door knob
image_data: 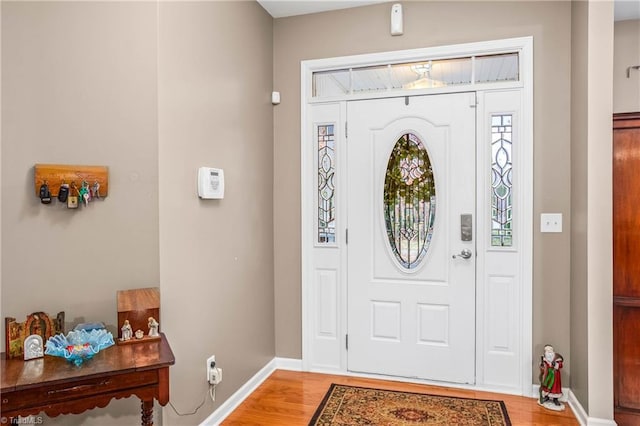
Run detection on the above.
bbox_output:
[452,249,473,259]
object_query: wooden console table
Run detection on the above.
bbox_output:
[1,333,174,426]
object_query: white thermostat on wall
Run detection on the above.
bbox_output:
[198,167,224,199]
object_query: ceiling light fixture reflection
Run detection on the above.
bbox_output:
[403,62,446,90]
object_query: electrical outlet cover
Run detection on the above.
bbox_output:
[206,355,215,381]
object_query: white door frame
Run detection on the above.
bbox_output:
[301,37,533,396]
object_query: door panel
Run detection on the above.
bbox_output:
[347,93,476,384]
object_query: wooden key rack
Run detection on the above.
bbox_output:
[34,164,109,198]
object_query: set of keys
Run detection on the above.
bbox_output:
[39,180,101,208]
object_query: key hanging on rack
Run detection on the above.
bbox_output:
[39,181,52,204]
[58,181,69,203]
[92,180,101,199]
[79,181,91,206]
[68,182,79,209]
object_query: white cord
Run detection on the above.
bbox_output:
[210,383,216,402]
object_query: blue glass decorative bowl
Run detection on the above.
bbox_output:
[45,329,115,366]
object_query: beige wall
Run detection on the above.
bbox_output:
[158,2,274,425]
[2,2,159,424]
[571,1,618,423]
[1,2,274,425]
[570,2,615,419]
[274,1,573,384]
[614,19,640,113]
[570,0,590,412]
[585,2,614,419]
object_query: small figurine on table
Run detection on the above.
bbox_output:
[538,344,565,411]
[148,317,159,337]
[24,334,44,360]
[121,320,132,341]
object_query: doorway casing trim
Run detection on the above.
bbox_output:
[300,36,533,397]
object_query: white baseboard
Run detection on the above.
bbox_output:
[586,420,618,426]
[566,389,617,426]
[568,389,589,425]
[199,357,302,425]
[274,357,303,371]
[200,358,276,425]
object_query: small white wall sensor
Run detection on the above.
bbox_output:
[198,167,224,199]
[391,3,403,36]
[272,91,281,105]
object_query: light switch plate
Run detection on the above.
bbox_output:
[540,213,562,233]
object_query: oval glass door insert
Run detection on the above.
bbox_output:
[384,133,436,269]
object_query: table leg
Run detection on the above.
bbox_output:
[141,399,154,426]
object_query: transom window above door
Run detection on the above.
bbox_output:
[312,52,519,98]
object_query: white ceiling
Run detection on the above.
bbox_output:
[257,0,640,21]
[615,0,640,21]
[257,0,389,19]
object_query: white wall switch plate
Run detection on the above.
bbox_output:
[540,213,562,233]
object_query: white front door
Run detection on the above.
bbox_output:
[347,93,476,384]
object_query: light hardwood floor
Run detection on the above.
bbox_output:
[222,370,580,425]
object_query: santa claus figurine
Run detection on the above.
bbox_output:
[539,344,565,411]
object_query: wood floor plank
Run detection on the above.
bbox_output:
[222,370,580,425]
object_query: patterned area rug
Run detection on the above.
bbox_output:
[309,384,512,425]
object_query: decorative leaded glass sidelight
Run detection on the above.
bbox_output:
[318,124,336,243]
[491,114,513,246]
[384,133,436,269]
